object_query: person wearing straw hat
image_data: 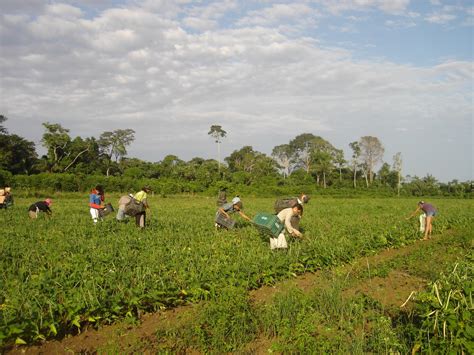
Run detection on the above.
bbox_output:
[28,198,53,219]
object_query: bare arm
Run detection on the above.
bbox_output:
[219,207,230,219]
[406,206,421,219]
[238,210,252,221]
[284,212,302,237]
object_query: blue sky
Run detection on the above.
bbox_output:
[0,0,472,182]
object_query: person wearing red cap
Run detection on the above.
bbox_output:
[28,198,52,219]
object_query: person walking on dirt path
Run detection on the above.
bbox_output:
[133,186,152,228]
[28,198,53,219]
[271,204,304,250]
[215,196,251,228]
[89,185,106,224]
[407,201,437,240]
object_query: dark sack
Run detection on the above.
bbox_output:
[274,198,298,214]
[99,203,114,217]
[125,198,144,216]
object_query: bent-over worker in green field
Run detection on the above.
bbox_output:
[274,193,310,231]
[28,198,53,219]
[0,189,6,209]
[215,197,251,228]
[406,201,437,241]
[271,203,303,250]
[133,186,152,228]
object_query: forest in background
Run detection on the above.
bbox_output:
[0,115,472,197]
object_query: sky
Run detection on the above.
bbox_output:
[0,0,472,182]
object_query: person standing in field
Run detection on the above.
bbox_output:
[28,198,53,219]
[215,196,252,228]
[89,185,106,224]
[407,201,438,240]
[133,186,152,228]
[271,203,304,250]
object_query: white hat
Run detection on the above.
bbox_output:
[232,196,241,204]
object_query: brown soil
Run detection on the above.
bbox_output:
[6,237,442,354]
[249,237,423,306]
[344,270,425,310]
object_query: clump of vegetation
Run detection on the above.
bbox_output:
[0,196,472,349]
[409,261,473,353]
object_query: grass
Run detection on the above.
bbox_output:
[1,195,473,351]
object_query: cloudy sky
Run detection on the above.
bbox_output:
[1,0,472,182]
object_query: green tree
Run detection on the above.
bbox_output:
[313,150,333,188]
[63,137,96,172]
[271,144,293,178]
[0,114,8,134]
[0,134,38,174]
[349,141,361,188]
[225,146,277,183]
[310,137,338,187]
[41,122,71,172]
[392,152,403,196]
[333,149,346,183]
[159,155,185,179]
[359,136,384,186]
[377,162,392,186]
[40,123,100,173]
[0,115,38,174]
[208,125,227,173]
[289,133,317,173]
[98,129,135,176]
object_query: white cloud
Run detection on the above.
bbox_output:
[317,0,411,15]
[45,3,83,18]
[385,18,416,28]
[425,12,457,24]
[182,17,217,31]
[0,0,472,181]
[185,0,237,20]
[237,3,319,27]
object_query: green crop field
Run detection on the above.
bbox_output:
[1,195,473,352]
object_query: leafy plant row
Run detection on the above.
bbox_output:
[1,197,472,347]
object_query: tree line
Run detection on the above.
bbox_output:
[0,116,472,197]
